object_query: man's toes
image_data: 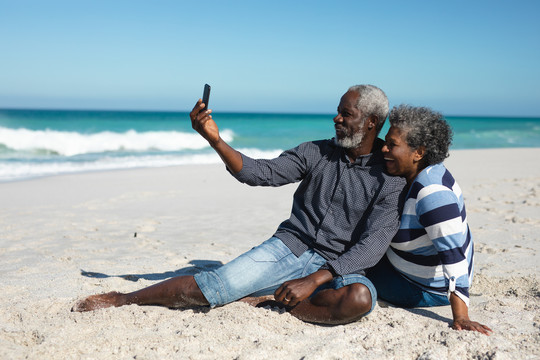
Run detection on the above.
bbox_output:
[71,299,91,312]
[71,293,120,312]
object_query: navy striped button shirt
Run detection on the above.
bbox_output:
[231,138,406,276]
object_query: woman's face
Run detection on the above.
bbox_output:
[382,126,424,184]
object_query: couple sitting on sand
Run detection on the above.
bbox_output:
[73,85,492,335]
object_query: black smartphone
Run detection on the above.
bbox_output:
[202,84,211,111]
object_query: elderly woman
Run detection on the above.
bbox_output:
[367,104,492,335]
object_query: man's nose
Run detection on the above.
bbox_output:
[381,144,389,153]
[333,114,342,123]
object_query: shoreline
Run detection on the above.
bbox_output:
[0,148,539,359]
[2,146,540,185]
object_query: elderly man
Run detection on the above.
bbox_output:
[73,85,405,325]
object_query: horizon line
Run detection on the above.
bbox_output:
[1,106,540,119]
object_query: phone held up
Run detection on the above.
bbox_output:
[201,84,211,112]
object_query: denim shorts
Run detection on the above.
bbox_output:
[194,237,377,314]
[366,255,450,308]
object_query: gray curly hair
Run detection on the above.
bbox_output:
[348,85,389,134]
[389,104,453,166]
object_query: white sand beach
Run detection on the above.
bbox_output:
[0,148,539,359]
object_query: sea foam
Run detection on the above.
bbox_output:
[0,147,283,182]
[0,127,235,156]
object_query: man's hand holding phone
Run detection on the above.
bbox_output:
[190,84,220,146]
[189,83,244,173]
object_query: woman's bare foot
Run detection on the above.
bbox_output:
[71,292,126,312]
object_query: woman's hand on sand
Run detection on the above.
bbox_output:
[449,292,492,335]
[453,318,493,335]
[190,99,220,146]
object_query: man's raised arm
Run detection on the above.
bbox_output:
[190,99,243,173]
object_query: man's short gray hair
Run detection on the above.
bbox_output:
[348,85,389,133]
[389,104,453,165]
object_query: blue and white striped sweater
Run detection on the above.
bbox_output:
[386,163,474,306]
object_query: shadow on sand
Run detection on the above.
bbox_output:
[80,260,224,282]
[402,306,452,325]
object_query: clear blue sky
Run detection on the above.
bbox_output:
[1,0,539,116]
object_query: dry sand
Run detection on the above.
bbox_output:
[0,148,539,359]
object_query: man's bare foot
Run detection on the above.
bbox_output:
[71,292,125,312]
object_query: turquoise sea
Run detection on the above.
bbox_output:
[1,109,539,182]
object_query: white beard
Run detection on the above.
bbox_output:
[335,130,365,149]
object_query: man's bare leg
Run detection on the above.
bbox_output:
[247,284,372,325]
[72,275,208,312]
[290,284,372,324]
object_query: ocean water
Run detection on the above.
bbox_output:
[0,109,539,182]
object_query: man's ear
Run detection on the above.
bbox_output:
[414,146,426,162]
[367,115,378,130]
